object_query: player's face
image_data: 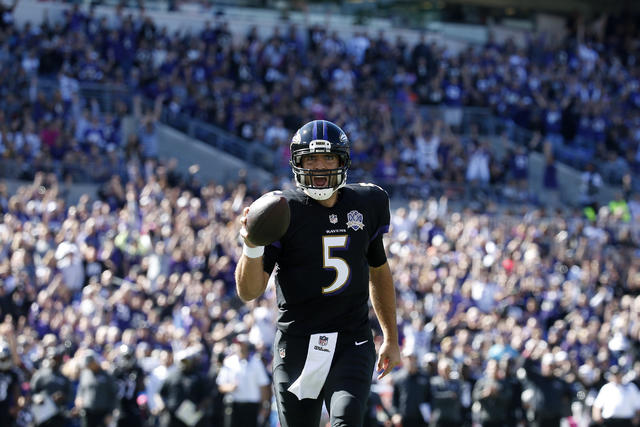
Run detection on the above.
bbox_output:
[301,153,340,188]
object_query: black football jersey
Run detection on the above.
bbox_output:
[263,183,390,336]
[113,365,145,412]
[0,368,21,411]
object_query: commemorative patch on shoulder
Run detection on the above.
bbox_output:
[346,210,365,231]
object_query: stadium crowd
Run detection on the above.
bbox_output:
[0,158,639,426]
[0,2,639,193]
[0,2,640,427]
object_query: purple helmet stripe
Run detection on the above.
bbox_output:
[312,121,318,140]
[323,120,327,139]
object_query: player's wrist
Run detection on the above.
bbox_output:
[243,243,264,258]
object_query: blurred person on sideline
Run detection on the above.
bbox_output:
[520,352,572,427]
[157,346,209,427]
[471,358,512,427]
[429,358,463,427]
[74,349,119,427]
[592,365,640,426]
[363,386,393,427]
[216,334,270,427]
[499,357,524,427]
[208,347,227,427]
[30,345,73,427]
[112,344,146,427]
[391,347,431,427]
[147,349,175,423]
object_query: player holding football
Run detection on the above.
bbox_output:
[235,120,401,427]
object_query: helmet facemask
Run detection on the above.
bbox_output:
[291,145,350,201]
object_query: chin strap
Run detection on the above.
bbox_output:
[303,187,334,201]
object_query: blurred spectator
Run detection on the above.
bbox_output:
[580,163,603,215]
[508,145,529,198]
[374,150,399,191]
[74,349,119,427]
[401,315,432,366]
[147,350,174,419]
[466,142,491,192]
[363,387,393,427]
[134,95,163,162]
[608,193,631,223]
[520,353,572,427]
[500,357,524,427]
[247,302,276,354]
[112,344,146,427]
[629,192,640,222]
[207,347,226,427]
[429,358,463,427]
[0,0,17,31]
[471,358,512,427]
[592,365,640,426]
[264,117,289,149]
[55,241,85,292]
[217,335,270,427]
[30,345,73,427]
[542,143,559,206]
[158,346,209,427]
[391,347,431,427]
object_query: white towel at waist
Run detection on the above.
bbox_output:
[288,332,338,400]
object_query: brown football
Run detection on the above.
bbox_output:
[246,192,290,246]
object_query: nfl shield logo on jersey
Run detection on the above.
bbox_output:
[279,347,286,359]
[319,336,329,346]
[346,210,365,231]
[329,214,338,224]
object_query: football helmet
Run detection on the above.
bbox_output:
[45,345,65,369]
[117,344,136,369]
[290,120,351,201]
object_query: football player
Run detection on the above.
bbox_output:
[30,345,73,427]
[112,344,146,427]
[236,120,401,427]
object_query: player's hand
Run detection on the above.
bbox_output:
[376,339,401,380]
[238,207,256,247]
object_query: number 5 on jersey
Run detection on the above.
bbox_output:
[321,235,351,295]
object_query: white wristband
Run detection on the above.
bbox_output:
[243,243,264,258]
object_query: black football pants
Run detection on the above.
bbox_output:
[224,401,260,427]
[272,329,376,427]
[81,410,111,427]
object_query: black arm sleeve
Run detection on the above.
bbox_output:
[367,233,387,267]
